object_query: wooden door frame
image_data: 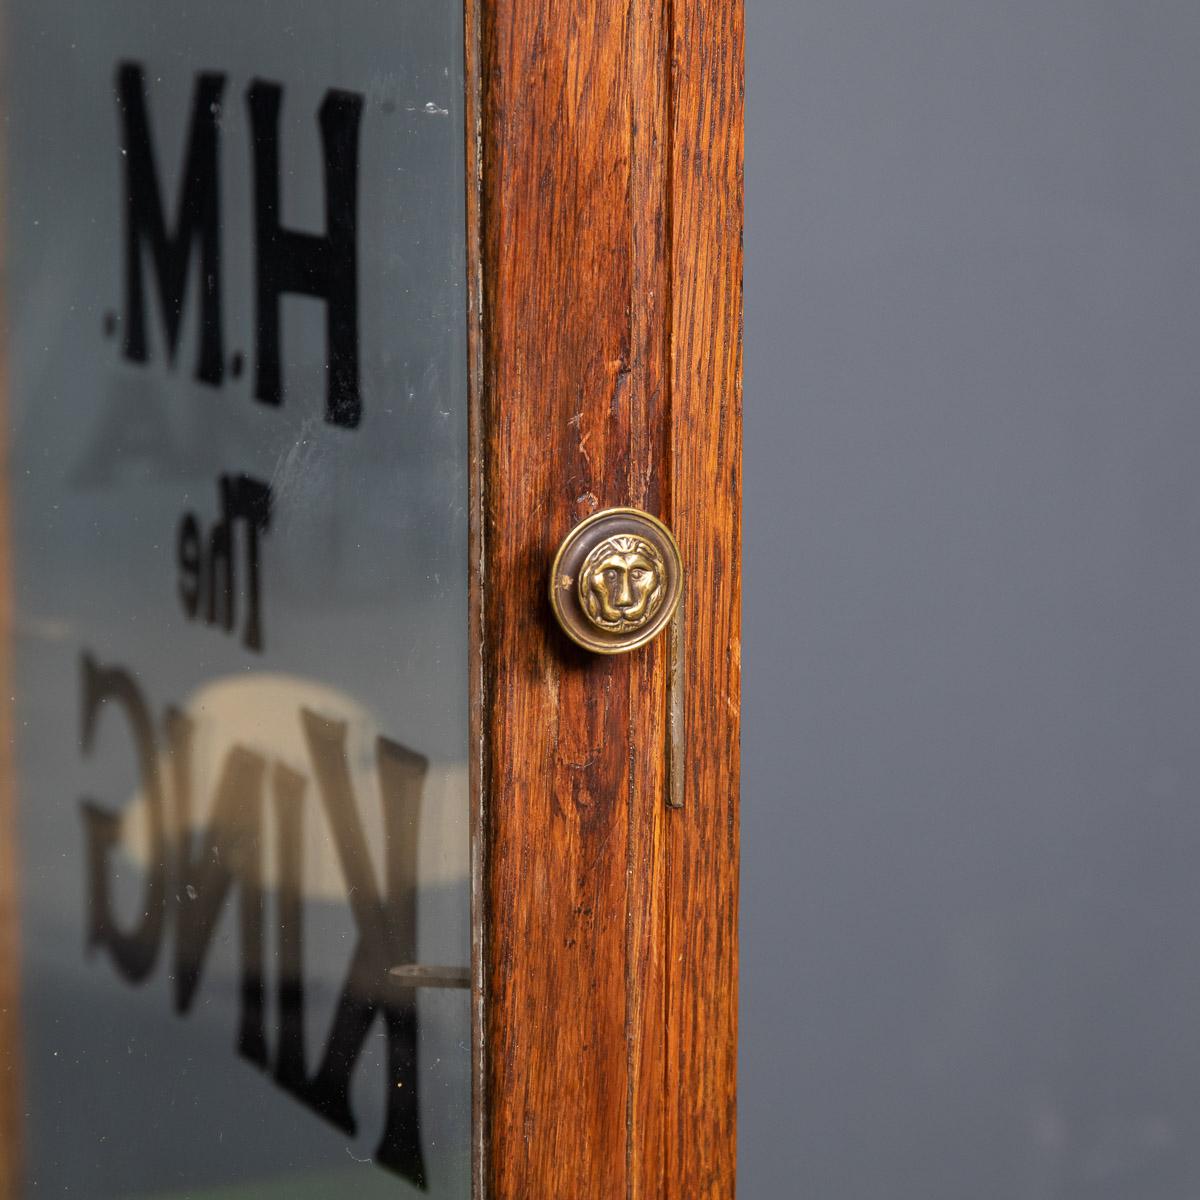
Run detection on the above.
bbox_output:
[469,0,743,1194]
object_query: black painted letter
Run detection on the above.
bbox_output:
[80,654,167,982]
[247,82,363,427]
[273,710,427,1185]
[167,710,268,1067]
[117,62,225,385]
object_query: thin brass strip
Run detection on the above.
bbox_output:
[667,603,685,809]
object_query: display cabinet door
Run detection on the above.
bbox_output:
[0,0,743,1196]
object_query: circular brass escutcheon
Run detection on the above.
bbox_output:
[550,507,683,654]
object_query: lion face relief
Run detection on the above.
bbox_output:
[578,534,666,633]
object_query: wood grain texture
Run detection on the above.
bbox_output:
[662,0,743,1191]
[464,0,487,1192]
[476,0,741,1192]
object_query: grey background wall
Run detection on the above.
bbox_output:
[741,3,1200,1196]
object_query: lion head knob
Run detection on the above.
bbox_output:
[579,534,666,633]
[550,508,683,654]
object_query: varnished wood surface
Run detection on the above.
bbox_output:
[476,0,742,1192]
[463,0,487,1191]
[662,0,743,1191]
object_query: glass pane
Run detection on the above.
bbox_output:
[4,1,470,1195]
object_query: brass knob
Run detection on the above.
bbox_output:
[549,507,683,654]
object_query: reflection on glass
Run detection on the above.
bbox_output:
[4,1,471,1194]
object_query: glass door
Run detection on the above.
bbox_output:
[2,1,471,1194]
